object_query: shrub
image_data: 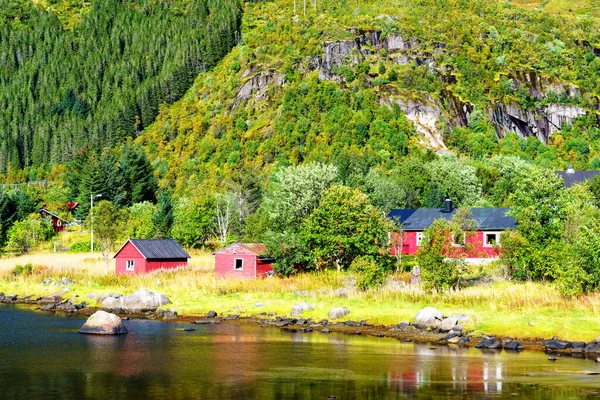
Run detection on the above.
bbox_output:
[12,263,33,276]
[68,241,101,253]
[350,256,385,290]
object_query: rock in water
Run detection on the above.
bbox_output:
[328,307,350,320]
[414,307,443,330]
[102,288,171,313]
[79,311,128,335]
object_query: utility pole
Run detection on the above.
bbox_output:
[90,194,102,254]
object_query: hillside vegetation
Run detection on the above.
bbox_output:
[139,0,600,194]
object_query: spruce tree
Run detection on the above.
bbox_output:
[152,189,174,238]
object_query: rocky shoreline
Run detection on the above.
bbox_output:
[2,290,600,361]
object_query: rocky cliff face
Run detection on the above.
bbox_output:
[491,103,587,143]
[234,68,285,109]
[232,27,591,149]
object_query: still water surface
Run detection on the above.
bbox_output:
[1,305,600,399]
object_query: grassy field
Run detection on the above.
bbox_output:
[1,251,600,342]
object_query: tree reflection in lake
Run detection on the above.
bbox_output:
[1,305,600,399]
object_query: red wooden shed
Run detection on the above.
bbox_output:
[38,208,68,232]
[214,243,275,279]
[114,239,190,275]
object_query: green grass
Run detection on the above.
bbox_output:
[2,257,600,342]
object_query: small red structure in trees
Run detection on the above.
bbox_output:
[39,208,68,232]
[214,243,275,279]
[388,199,517,260]
[114,239,190,275]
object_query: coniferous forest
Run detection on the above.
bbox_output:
[0,0,241,173]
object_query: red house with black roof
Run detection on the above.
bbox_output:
[214,243,275,279]
[39,208,69,232]
[389,199,517,259]
[114,238,190,275]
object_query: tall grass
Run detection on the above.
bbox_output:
[2,253,600,341]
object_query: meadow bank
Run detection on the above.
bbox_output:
[1,252,600,344]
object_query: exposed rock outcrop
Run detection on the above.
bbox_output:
[491,102,586,143]
[233,70,285,109]
[383,94,447,150]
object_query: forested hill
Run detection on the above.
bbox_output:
[137,0,600,194]
[0,0,241,174]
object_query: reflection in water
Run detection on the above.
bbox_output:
[1,305,600,399]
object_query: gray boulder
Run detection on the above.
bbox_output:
[254,302,265,307]
[206,310,218,318]
[504,341,524,351]
[102,288,171,313]
[163,309,178,320]
[440,317,458,332]
[328,307,350,320]
[414,307,443,330]
[79,311,128,335]
[475,337,502,349]
[291,302,315,316]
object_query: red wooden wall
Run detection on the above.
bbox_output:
[390,231,502,259]
[115,241,187,275]
[214,243,273,279]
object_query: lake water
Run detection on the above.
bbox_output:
[1,305,600,399]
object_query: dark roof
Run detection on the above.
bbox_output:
[39,208,68,222]
[387,209,417,223]
[389,207,516,231]
[114,239,190,259]
[556,171,600,188]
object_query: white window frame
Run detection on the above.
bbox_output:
[234,258,244,270]
[126,260,135,271]
[451,232,466,247]
[416,232,424,246]
[57,220,62,227]
[483,232,501,247]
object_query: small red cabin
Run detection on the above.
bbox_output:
[114,239,190,275]
[38,208,68,232]
[214,243,275,279]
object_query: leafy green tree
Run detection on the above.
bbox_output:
[360,170,406,213]
[0,189,38,248]
[172,195,215,248]
[263,163,338,231]
[502,169,567,280]
[89,200,127,273]
[127,202,156,239]
[7,216,54,254]
[416,209,475,291]
[302,186,391,271]
[424,155,482,208]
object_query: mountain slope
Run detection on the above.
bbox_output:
[139,0,600,193]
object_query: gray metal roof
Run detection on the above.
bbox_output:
[389,207,516,231]
[556,171,600,188]
[116,239,190,260]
